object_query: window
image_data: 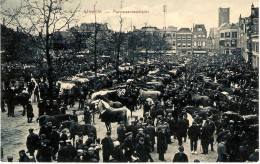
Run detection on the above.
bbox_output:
[219,40,225,46]
[194,42,197,46]
[182,36,186,40]
[173,41,176,46]
[194,35,197,38]
[198,35,201,38]
[198,41,202,47]
[202,34,206,38]
[225,32,230,38]
[187,43,191,48]
[221,33,224,38]
[166,33,171,37]
[202,42,206,46]
[198,28,202,31]
[231,40,236,47]
[172,33,176,37]
[187,35,191,40]
[232,32,237,38]
[177,43,181,47]
[182,44,186,48]
[178,36,181,40]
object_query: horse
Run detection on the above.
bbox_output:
[58,121,97,146]
[93,94,123,108]
[95,99,131,131]
[36,114,72,128]
[15,92,30,116]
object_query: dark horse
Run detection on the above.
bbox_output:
[36,114,72,128]
[96,100,131,131]
[58,121,97,145]
[15,92,30,116]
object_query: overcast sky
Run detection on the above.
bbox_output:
[2,0,258,33]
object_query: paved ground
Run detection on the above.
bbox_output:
[1,100,218,162]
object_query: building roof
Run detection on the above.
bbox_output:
[193,24,207,32]
[220,23,238,30]
[177,28,192,33]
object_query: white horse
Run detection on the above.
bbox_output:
[95,99,131,131]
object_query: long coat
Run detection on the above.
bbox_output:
[217,142,229,162]
[157,131,168,153]
[188,125,200,140]
[101,137,114,156]
[135,143,149,162]
[36,146,52,162]
[26,133,40,151]
[146,125,156,145]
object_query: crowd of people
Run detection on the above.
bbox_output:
[1,53,259,162]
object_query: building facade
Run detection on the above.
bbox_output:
[219,23,238,55]
[176,28,193,55]
[219,7,230,27]
[160,26,177,54]
[192,24,208,54]
[238,4,259,68]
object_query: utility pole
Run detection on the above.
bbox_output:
[94,0,98,91]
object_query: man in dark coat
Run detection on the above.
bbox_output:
[166,113,175,143]
[71,110,78,122]
[6,88,15,117]
[50,126,60,160]
[208,117,216,151]
[176,116,187,146]
[83,107,92,124]
[135,137,153,162]
[65,140,77,162]
[157,128,168,161]
[34,86,39,102]
[101,131,114,162]
[85,133,95,148]
[57,141,66,162]
[188,122,200,154]
[117,122,126,145]
[60,103,67,115]
[60,130,68,143]
[217,139,229,162]
[173,146,189,162]
[26,128,40,156]
[38,100,45,117]
[201,120,212,154]
[78,92,85,109]
[146,123,156,152]
[18,150,29,162]
[121,132,134,162]
[36,141,52,162]
[26,101,34,123]
[51,100,60,116]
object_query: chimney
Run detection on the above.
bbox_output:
[67,23,69,30]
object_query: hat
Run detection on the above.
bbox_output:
[19,150,25,154]
[29,128,34,132]
[106,131,111,136]
[66,140,71,143]
[59,141,64,144]
[53,100,57,102]
[7,156,13,161]
[52,126,57,129]
[178,146,184,152]
[140,117,144,120]
[229,120,234,124]
[138,128,143,131]
[90,144,96,147]
[139,137,144,141]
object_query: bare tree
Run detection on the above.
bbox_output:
[2,0,80,100]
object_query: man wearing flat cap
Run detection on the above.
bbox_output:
[50,126,60,160]
[65,140,77,162]
[26,101,34,123]
[121,132,134,162]
[36,141,52,162]
[135,137,153,162]
[18,150,29,162]
[57,141,66,162]
[26,128,40,156]
[101,131,114,162]
[117,121,126,145]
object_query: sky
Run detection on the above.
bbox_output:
[2,0,259,33]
